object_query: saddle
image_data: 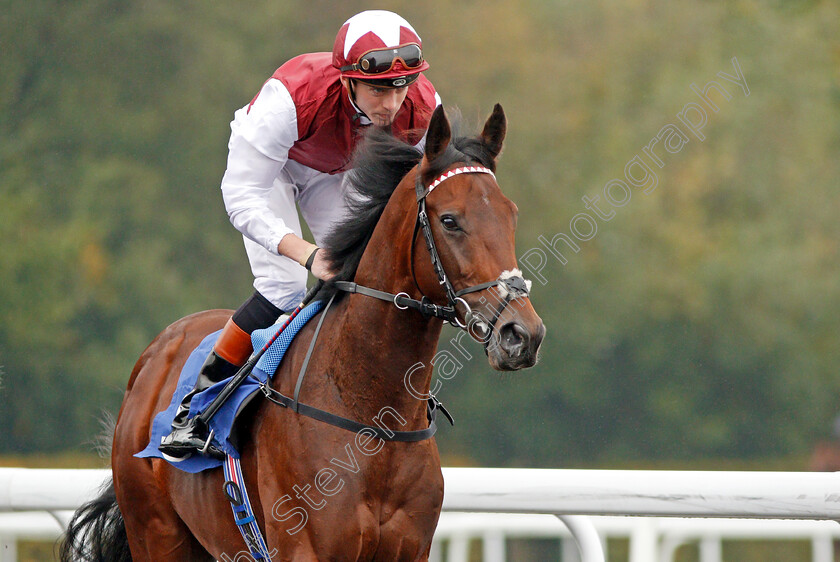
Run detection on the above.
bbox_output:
[135,301,326,473]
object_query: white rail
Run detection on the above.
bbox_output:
[440,467,840,519]
[432,513,840,562]
[441,467,840,562]
[0,468,110,513]
[1,467,839,562]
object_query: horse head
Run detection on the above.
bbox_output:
[411,104,546,370]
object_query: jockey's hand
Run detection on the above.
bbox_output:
[310,250,336,281]
[278,236,336,281]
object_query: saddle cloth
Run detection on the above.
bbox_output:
[135,300,326,473]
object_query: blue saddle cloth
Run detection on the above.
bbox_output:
[135,300,326,473]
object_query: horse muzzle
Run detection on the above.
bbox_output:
[488,317,545,371]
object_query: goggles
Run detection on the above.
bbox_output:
[341,43,424,75]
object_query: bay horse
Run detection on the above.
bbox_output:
[62,104,545,561]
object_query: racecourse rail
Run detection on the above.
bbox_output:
[2,466,840,561]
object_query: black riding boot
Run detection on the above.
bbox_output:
[158,352,238,460]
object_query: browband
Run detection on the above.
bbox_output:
[424,166,495,195]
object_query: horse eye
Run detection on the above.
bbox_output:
[440,215,460,231]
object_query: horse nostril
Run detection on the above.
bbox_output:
[499,322,529,356]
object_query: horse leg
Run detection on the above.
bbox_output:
[373,453,443,562]
[112,457,214,561]
[122,508,211,561]
[111,311,232,560]
[112,361,212,560]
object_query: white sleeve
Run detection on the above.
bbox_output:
[220,80,299,255]
[413,91,443,152]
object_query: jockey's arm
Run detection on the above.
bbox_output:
[222,128,334,281]
[220,80,332,280]
[221,80,299,254]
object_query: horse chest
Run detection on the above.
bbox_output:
[264,441,442,559]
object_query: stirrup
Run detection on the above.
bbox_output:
[159,418,225,460]
[200,430,217,455]
[159,436,225,461]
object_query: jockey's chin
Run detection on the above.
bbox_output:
[370,113,396,127]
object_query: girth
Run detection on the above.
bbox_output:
[258,384,451,442]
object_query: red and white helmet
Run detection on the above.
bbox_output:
[332,10,430,88]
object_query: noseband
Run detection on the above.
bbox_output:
[334,164,531,344]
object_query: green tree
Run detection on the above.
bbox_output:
[2,0,839,468]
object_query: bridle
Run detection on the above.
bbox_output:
[255,163,531,443]
[334,163,531,345]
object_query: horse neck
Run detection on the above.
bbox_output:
[328,181,443,426]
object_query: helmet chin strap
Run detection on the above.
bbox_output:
[346,79,369,123]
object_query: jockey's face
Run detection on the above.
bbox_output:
[343,78,409,127]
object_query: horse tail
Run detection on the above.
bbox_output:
[59,478,132,562]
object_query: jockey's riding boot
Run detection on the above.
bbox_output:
[170,352,238,429]
[159,318,252,460]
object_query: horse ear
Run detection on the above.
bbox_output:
[480,103,506,160]
[424,105,451,162]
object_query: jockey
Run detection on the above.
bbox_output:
[159,10,441,459]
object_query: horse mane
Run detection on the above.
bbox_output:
[317,121,497,302]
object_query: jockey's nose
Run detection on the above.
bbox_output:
[382,90,400,112]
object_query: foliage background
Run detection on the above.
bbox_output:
[2,0,839,471]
